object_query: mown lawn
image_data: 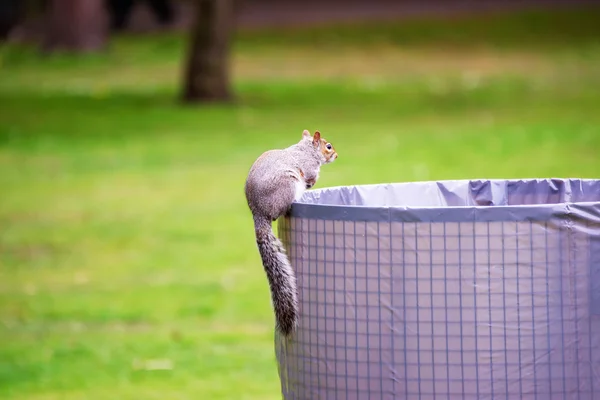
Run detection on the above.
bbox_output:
[1,7,600,400]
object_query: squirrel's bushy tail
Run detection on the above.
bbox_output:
[254,215,298,337]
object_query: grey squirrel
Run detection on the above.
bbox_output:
[244,130,338,337]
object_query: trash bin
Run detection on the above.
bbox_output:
[275,179,600,399]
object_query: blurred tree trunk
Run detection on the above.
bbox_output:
[0,0,23,40]
[43,0,107,53]
[182,0,235,103]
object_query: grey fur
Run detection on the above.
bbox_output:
[244,132,335,337]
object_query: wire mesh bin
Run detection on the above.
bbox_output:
[275,179,600,400]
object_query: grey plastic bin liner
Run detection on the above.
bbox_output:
[275,179,600,400]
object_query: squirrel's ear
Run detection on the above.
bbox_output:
[312,131,321,145]
[302,130,311,139]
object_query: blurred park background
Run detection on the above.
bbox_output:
[1,0,600,399]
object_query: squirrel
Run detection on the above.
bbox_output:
[244,130,338,337]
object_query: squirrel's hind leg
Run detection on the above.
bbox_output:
[266,178,297,220]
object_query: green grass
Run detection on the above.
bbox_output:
[1,6,600,399]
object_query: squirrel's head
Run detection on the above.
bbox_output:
[302,129,338,164]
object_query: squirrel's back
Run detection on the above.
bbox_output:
[245,132,335,220]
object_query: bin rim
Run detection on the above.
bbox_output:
[288,178,600,223]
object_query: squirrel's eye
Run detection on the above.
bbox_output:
[326,143,332,150]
